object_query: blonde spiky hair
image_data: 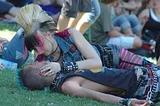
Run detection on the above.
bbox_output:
[16,4,53,35]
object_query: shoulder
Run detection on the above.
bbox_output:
[138,8,149,18]
[54,28,71,38]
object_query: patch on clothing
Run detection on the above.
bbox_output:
[15,51,23,60]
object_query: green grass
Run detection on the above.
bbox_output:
[0,70,117,106]
[0,22,159,106]
[0,22,117,106]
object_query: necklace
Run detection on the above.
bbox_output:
[51,45,59,55]
[51,49,62,62]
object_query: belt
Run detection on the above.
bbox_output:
[94,45,113,68]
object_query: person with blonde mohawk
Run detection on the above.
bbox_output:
[15,4,157,76]
[0,4,54,68]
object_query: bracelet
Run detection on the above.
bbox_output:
[61,62,78,73]
[119,98,136,106]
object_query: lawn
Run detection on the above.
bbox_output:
[0,22,159,106]
[0,22,117,106]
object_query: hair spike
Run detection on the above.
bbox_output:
[15,69,27,91]
[15,4,53,35]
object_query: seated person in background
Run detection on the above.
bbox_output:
[55,0,101,34]
[111,2,142,37]
[138,0,160,41]
[90,0,142,49]
[16,61,160,105]
[0,1,19,21]
[120,0,142,15]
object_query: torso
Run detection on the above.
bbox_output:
[65,76,124,94]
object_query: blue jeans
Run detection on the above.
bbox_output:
[113,14,142,33]
[81,0,101,24]
[1,28,29,67]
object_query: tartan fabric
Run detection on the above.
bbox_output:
[133,66,160,103]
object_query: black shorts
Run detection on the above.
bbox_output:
[61,0,92,18]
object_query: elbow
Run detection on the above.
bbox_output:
[98,58,102,67]
[95,57,102,68]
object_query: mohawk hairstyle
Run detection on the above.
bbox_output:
[16,69,28,91]
[15,4,53,35]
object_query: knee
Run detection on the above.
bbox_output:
[127,14,139,24]
[114,15,130,29]
[133,36,142,48]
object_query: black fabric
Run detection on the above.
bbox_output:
[52,68,138,98]
[142,9,160,37]
[93,44,113,68]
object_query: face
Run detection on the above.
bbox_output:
[152,0,160,9]
[34,31,54,56]
[24,61,56,86]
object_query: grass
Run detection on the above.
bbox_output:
[0,70,117,106]
[0,22,117,106]
[0,22,159,106]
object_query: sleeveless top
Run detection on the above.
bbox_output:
[50,67,160,103]
[142,8,160,37]
[50,67,137,98]
[36,29,150,69]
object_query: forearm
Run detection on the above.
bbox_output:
[76,59,102,72]
[108,30,123,37]
[69,28,102,69]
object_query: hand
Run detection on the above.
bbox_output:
[131,99,148,106]
[39,62,61,77]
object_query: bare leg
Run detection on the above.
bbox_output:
[75,18,91,34]
[67,13,84,29]
[57,15,70,31]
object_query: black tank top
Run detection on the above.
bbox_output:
[143,9,160,33]
[50,68,137,98]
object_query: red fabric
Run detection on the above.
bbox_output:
[54,29,71,38]
[35,55,44,62]
[142,43,153,50]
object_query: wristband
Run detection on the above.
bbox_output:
[119,98,136,106]
[61,62,78,73]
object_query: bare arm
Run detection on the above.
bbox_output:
[62,80,147,105]
[138,9,149,26]
[108,30,124,37]
[62,80,121,104]
[69,28,102,72]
